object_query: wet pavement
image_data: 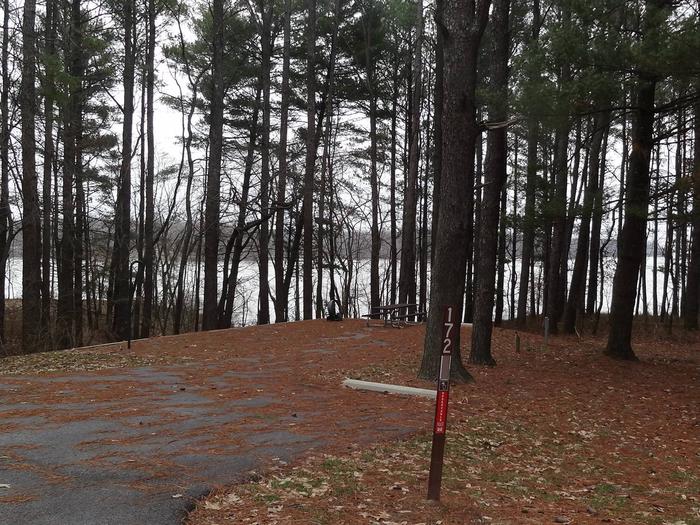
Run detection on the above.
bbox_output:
[0,321,429,524]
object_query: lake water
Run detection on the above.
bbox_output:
[2,253,677,326]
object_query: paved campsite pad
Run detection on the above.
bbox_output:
[0,321,433,525]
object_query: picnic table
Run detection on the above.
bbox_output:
[362,303,426,328]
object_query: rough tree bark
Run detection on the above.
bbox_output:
[494,175,508,325]
[274,0,291,322]
[202,0,225,330]
[315,3,340,317]
[111,0,135,340]
[74,96,85,347]
[303,0,317,320]
[364,8,381,312]
[257,0,274,325]
[470,0,509,366]
[173,16,202,334]
[516,0,540,326]
[142,0,156,337]
[545,106,570,332]
[587,121,610,315]
[606,80,655,356]
[563,111,608,333]
[430,0,444,263]
[389,58,399,305]
[368,96,380,310]
[684,91,700,329]
[41,0,57,332]
[0,0,10,344]
[58,0,84,349]
[517,121,538,325]
[419,90,432,314]
[220,80,261,328]
[21,0,43,352]
[398,0,423,308]
[606,0,671,359]
[419,0,490,382]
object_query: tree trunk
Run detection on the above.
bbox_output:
[517,121,538,325]
[587,120,610,315]
[132,78,146,340]
[562,119,584,316]
[463,141,478,323]
[303,0,317,320]
[0,0,10,345]
[257,4,273,325]
[369,93,381,310]
[194,190,205,331]
[678,116,687,318]
[470,0,509,366]
[141,0,156,337]
[545,111,570,333]
[58,0,84,349]
[173,16,203,334]
[399,0,423,309]
[314,0,341,318]
[430,0,444,263]
[652,153,659,317]
[202,0,225,330]
[389,59,399,305]
[74,111,85,347]
[618,90,628,246]
[419,0,490,382]
[21,0,43,352]
[516,1,540,326]
[328,124,339,306]
[606,0,670,359]
[41,0,57,333]
[111,0,135,340]
[364,11,381,312]
[510,135,518,319]
[661,178,673,320]
[684,94,700,329]
[494,170,508,326]
[419,82,432,315]
[563,111,608,333]
[221,80,261,328]
[274,0,291,323]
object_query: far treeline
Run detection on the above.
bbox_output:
[0,0,698,376]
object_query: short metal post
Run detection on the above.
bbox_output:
[544,316,550,350]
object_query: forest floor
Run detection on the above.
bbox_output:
[0,319,698,525]
[186,320,700,525]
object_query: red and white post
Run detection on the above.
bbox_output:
[427,305,455,500]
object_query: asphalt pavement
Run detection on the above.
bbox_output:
[0,322,426,524]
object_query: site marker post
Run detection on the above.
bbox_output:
[427,305,456,501]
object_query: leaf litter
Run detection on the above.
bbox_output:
[187,323,700,525]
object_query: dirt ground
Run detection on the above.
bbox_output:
[185,321,700,525]
[1,319,698,525]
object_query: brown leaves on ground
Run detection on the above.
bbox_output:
[0,346,187,376]
[188,323,700,525]
[2,319,697,524]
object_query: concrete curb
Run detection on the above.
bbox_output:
[342,378,435,399]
